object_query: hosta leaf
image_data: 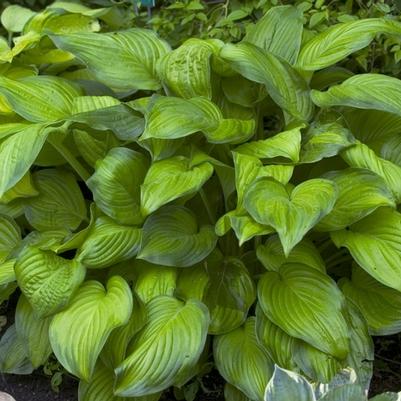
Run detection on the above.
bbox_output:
[370,393,401,401]
[15,294,52,368]
[258,263,349,359]
[73,129,120,167]
[115,296,209,397]
[140,156,213,216]
[293,340,343,384]
[15,246,86,317]
[331,208,401,292]
[138,205,217,267]
[52,29,170,92]
[176,264,209,301]
[341,142,401,202]
[344,304,374,394]
[320,385,365,401]
[0,75,81,122]
[256,235,325,272]
[69,96,144,141]
[0,124,51,197]
[141,96,254,144]
[214,317,274,401]
[49,276,133,381]
[264,366,315,401]
[77,217,141,269]
[297,19,401,71]
[1,5,36,33]
[244,5,303,64]
[255,305,296,370]
[220,42,313,121]
[204,255,256,335]
[87,147,148,225]
[158,38,213,99]
[340,264,401,335]
[0,325,33,375]
[317,169,395,231]
[25,169,87,231]
[79,362,161,401]
[0,260,16,286]
[133,260,177,304]
[245,178,337,255]
[300,122,356,164]
[312,74,401,117]
[0,215,20,262]
[234,125,303,163]
[216,210,274,246]
[224,383,252,401]
[0,172,38,204]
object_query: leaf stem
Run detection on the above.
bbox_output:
[200,188,215,224]
[48,136,91,182]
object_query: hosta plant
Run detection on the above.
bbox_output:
[2,1,401,400]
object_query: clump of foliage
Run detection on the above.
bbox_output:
[2,1,401,401]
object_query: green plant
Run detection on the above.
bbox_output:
[1,1,401,400]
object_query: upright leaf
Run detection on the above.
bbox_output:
[115,296,209,397]
[258,263,349,359]
[244,5,303,64]
[49,276,133,381]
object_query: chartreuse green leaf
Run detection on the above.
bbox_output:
[0,215,20,262]
[49,276,133,381]
[297,19,401,71]
[15,294,52,368]
[203,254,256,335]
[69,96,144,141]
[140,156,213,216]
[176,264,209,301]
[255,305,296,370]
[79,361,161,401]
[244,5,303,64]
[0,324,33,374]
[340,264,401,335]
[133,260,177,303]
[0,172,38,204]
[341,142,401,202]
[234,125,303,163]
[51,29,170,92]
[0,124,51,198]
[141,96,254,144]
[321,385,365,401]
[87,147,148,225]
[0,260,16,286]
[331,208,401,292]
[101,292,147,369]
[245,178,337,256]
[312,74,401,117]
[1,5,36,33]
[220,42,313,121]
[264,366,315,401]
[224,383,252,401]
[214,317,274,401]
[317,169,395,231]
[25,169,87,231]
[138,205,217,267]
[158,38,214,99]
[115,296,209,397]
[77,217,141,269]
[299,122,356,164]
[258,263,349,359]
[15,246,86,318]
[0,75,82,122]
[256,235,325,273]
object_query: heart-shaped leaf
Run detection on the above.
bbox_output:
[245,178,337,255]
[49,276,133,381]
